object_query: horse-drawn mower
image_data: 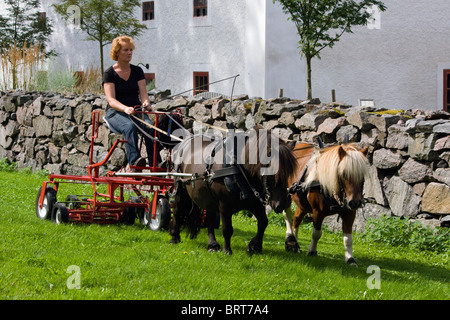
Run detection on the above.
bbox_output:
[35,109,190,231]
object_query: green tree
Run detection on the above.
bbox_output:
[0,0,54,51]
[274,0,386,99]
[53,0,147,74]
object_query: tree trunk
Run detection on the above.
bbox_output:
[12,65,17,89]
[100,41,104,76]
[306,55,312,100]
[99,13,104,75]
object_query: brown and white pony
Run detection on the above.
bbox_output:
[284,142,369,266]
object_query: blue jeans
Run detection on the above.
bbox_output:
[104,108,161,166]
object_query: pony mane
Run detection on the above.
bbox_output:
[304,144,369,196]
[272,139,298,184]
[243,127,298,183]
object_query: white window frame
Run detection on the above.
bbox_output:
[142,0,158,29]
[189,0,211,27]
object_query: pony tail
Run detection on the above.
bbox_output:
[171,180,201,240]
[186,204,202,239]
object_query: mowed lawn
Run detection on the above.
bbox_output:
[0,170,448,300]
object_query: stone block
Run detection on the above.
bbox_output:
[398,158,433,184]
[408,132,439,161]
[386,124,409,150]
[422,182,450,214]
[384,176,421,217]
[373,148,404,170]
[33,116,53,137]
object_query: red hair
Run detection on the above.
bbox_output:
[110,36,135,61]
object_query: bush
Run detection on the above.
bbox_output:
[363,215,450,254]
[0,158,17,172]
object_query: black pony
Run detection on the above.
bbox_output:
[169,128,298,254]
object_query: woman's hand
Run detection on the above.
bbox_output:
[124,106,135,115]
[143,102,152,111]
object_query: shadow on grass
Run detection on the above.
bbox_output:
[208,224,450,285]
[47,212,449,287]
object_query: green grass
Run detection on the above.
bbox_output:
[0,170,448,300]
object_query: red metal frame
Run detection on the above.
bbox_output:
[38,110,175,224]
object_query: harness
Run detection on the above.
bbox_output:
[288,146,348,212]
[207,132,270,206]
[175,132,271,206]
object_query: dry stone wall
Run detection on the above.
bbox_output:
[1,90,449,230]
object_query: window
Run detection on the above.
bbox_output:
[193,72,209,95]
[193,0,207,17]
[143,1,155,21]
[444,70,450,112]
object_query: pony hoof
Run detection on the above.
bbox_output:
[285,243,300,253]
[307,251,317,256]
[223,249,233,255]
[207,242,220,252]
[285,236,300,253]
[170,236,181,244]
[247,242,263,255]
[346,257,358,267]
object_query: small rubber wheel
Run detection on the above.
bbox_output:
[52,202,69,225]
[35,187,57,220]
[65,195,80,209]
[148,197,171,231]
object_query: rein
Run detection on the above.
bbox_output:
[293,145,315,152]
[128,111,184,147]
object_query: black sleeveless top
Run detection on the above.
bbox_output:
[102,64,145,108]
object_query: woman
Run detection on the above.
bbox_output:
[103,35,159,168]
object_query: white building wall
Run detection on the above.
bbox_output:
[244,0,266,98]
[312,0,450,110]
[41,0,100,72]
[132,0,247,97]
[267,0,450,110]
[265,0,306,100]
[31,0,249,97]
[2,1,449,110]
